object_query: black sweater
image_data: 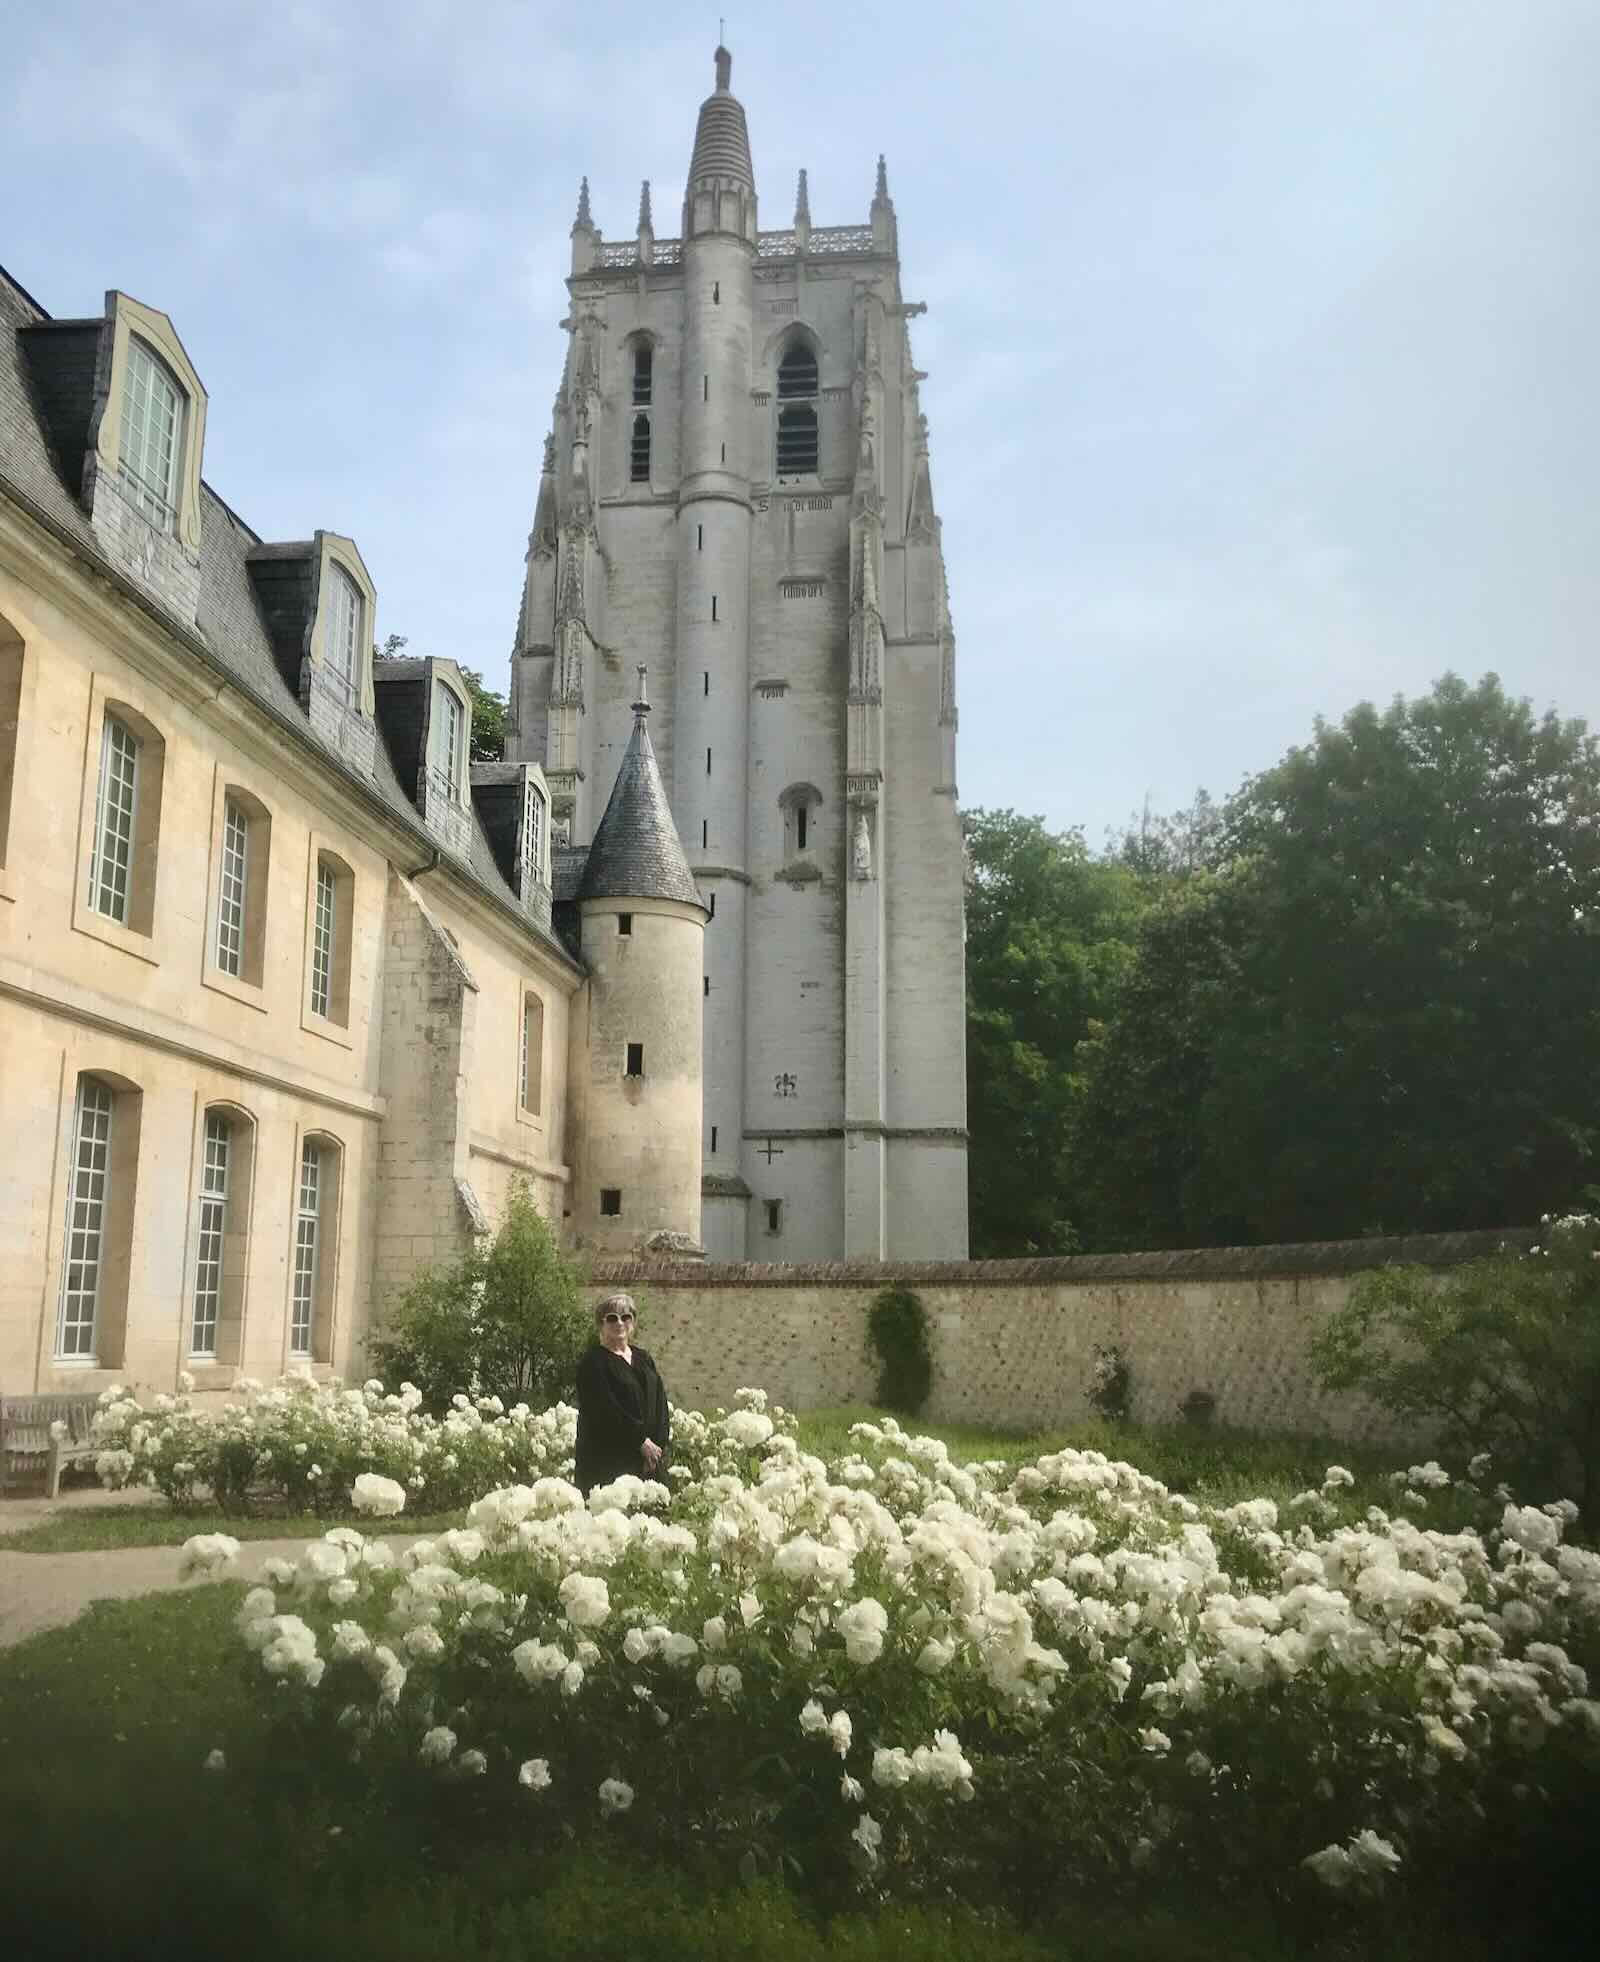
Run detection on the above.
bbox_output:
[573,1342,671,1495]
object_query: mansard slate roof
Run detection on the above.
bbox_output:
[687,48,755,190]
[0,268,581,973]
[576,707,704,908]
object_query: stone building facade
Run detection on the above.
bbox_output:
[506,47,969,1263]
[0,268,705,1402]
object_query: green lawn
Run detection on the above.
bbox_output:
[0,1501,470,1553]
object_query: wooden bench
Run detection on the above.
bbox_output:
[0,1393,101,1498]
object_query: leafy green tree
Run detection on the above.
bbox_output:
[374,633,507,761]
[1073,673,1600,1248]
[1310,1212,1600,1523]
[963,810,1147,1255]
[369,1185,589,1411]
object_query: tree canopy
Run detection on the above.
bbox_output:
[968,674,1600,1255]
[375,633,507,761]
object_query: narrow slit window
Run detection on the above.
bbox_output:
[290,1140,321,1359]
[190,1111,230,1358]
[703,374,709,402]
[632,344,653,406]
[703,975,710,997]
[89,714,139,923]
[710,1125,718,1153]
[703,671,709,696]
[215,796,249,976]
[766,1200,782,1235]
[697,524,703,551]
[797,805,808,851]
[618,912,633,937]
[701,819,708,848]
[706,747,712,775]
[708,891,715,918]
[625,1042,644,1077]
[713,282,720,303]
[711,595,718,623]
[58,1078,113,1360]
[600,1188,623,1217]
[720,443,725,463]
[630,413,651,483]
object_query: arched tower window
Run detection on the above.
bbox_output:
[775,340,819,479]
[779,782,824,860]
[630,413,651,483]
[629,341,653,483]
[632,344,653,405]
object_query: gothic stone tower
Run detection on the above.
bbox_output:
[507,46,967,1261]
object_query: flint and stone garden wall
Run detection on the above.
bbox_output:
[587,1230,1532,1445]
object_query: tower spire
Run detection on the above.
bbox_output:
[874,154,890,203]
[637,179,652,231]
[684,40,757,238]
[714,42,732,92]
[570,174,598,275]
[871,154,896,253]
[633,665,650,717]
[573,175,593,232]
[794,168,811,226]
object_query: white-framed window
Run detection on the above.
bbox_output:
[430,683,464,804]
[57,1078,113,1359]
[522,781,546,889]
[215,797,250,976]
[189,1111,231,1358]
[88,714,139,923]
[310,861,336,1017]
[117,338,185,531]
[520,992,545,1115]
[325,565,362,702]
[290,1139,321,1358]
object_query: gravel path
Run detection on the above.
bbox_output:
[0,1494,425,1651]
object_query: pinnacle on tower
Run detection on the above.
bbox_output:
[637,180,653,233]
[572,175,594,233]
[633,664,650,715]
[875,154,890,204]
[794,168,811,227]
[871,154,896,252]
[715,43,732,92]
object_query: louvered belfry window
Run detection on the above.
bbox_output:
[775,344,819,477]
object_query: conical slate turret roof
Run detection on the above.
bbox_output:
[687,45,754,193]
[577,676,703,907]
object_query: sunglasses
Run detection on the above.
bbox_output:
[602,1311,635,1326]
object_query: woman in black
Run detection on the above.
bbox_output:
[573,1293,671,1497]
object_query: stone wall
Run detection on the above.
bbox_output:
[586,1231,1531,1445]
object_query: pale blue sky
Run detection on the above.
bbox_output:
[6,1,1595,844]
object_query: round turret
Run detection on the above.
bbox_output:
[567,674,707,1252]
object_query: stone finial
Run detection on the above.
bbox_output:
[542,432,557,474]
[633,664,650,715]
[714,43,732,92]
[637,179,653,233]
[573,175,594,233]
[874,154,890,204]
[794,168,811,227]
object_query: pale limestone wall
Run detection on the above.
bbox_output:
[585,1234,1524,1446]
[0,536,579,1403]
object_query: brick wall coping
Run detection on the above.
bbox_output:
[588,1228,1533,1290]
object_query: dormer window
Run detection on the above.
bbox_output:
[117,338,185,532]
[324,564,362,703]
[430,681,465,804]
[522,779,547,888]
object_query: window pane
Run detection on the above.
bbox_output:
[311,863,335,1016]
[216,798,249,975]
[89,715,139,923]
[290,1139,320,1357]
[325,568,360,699]
[190,1111,231,1357]
[430,685,462,802]
[58,1080,113,1359]
[117,339,184,530]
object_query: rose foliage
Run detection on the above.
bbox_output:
[183,1392,1599,1921]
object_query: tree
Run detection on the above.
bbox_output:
[1073,674,1600,1247]
[963,810,1147,1255]
[374,633,508,761]
[368,1185,589,1411]
[1310,1213,1600,1524]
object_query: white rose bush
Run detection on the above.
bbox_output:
[90,1376,579,1515]
[188,1389,1600,1920]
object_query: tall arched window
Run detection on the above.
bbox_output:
[630,414,651,483]
[632,344,653,406]
[775,342,819,478]
[56,1070,143,1366]
[290,1132,342,1363]
[629,342,653,483]
[779,783,824,861]
[189,1104,256,1365]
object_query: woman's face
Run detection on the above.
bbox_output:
[598,1302,635,1352]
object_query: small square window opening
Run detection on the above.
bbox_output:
[600,1188,622,1217]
